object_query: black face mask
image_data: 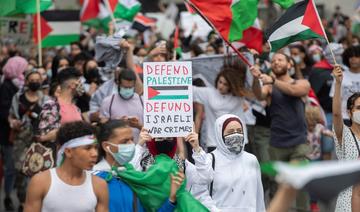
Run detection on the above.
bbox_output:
[28,82,41,91]
[155,140,176,155]
[84,68,102,84]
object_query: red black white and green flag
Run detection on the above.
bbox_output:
[262,160,360,202]
[148,86,190,100]
[80,0,141,32]
[265,0,327,52]
[186,0,294,43]
[33,10,80,47]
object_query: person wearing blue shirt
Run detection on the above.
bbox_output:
[92,119,184,212]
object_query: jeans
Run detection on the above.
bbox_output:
[1,145,16,196]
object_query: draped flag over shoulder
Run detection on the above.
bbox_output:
[0,0,52,16]
[262,160,360,202]
[265,0,327,52]
[111,154,208,212]
[33,10,80,48]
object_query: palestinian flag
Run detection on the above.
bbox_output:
[185,2,196,14]
[186,0,293,42]
[174,25,183,59]
[33,10,80,48]
[265,0,327,52]
[0,0,52,16]
[262,160,360,202]
[148,86,189,100]
[81,0,141,31]
[94,155,208,212]
[233,18,263,53]
[132,14,156,32]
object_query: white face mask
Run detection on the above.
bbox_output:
[312,54,321,62]
[293,55,302,64]
[353,111,360,124]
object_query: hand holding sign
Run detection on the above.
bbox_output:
[139,128,152,146]
[185,132,200,153]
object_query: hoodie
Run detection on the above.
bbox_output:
[192,114,265,212]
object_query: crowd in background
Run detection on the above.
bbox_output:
[0,3,359,212]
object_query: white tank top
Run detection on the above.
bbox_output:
[41,168,97,212]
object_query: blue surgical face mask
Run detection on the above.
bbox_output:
[119,86,135,99]
[312,54,321,62]
[47,69,52,79]
[106,143,135,165]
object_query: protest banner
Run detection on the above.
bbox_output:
[143,61,193,137]
[0,17,32,47]
[186,53,254,87]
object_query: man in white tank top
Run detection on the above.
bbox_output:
[24,121,109,212]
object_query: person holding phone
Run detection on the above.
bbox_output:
[99,69,143,143]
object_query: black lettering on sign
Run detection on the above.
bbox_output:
[8,21,18,33]
[148,127,162,134]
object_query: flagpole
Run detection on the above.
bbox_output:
[36,0,42,67]
[104,0,117,33]
[312,0,337,65]
[173,25,179,61]
[184,0,252,67]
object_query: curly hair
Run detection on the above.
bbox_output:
[215,57,250,97]
[342,45,360,68]
[56,121,96,146]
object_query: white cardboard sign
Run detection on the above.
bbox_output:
[143,61,193,137]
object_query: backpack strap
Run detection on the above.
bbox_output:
[209,152,215,197]
[350,128,360,157]
[132,191,138,212]
[109,94,115,119]
[139,95,143,107]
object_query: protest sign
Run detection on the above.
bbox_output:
[0,17,32,47]
[143,61,193,137]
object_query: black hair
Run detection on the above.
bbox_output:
[56,121,96,146]
[190,43,204,57]
[342,46,360,68]
[51,56,71,82]
[84,68,103,85]
[56,67,81,86]
[97,120,129,159]
[347,92,360,126]
[70,41,83,50]
[72,52,91,65]
[25,70,41,81]
[49,82,59,97]
[347,92,360,110]
[118,69,136,83]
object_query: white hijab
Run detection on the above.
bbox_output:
[214,114,249,160]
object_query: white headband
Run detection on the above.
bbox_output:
[57,135,97,166]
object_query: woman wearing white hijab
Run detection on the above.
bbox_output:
[186,114,265,212]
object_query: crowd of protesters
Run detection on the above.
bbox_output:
[0,3,359,212]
